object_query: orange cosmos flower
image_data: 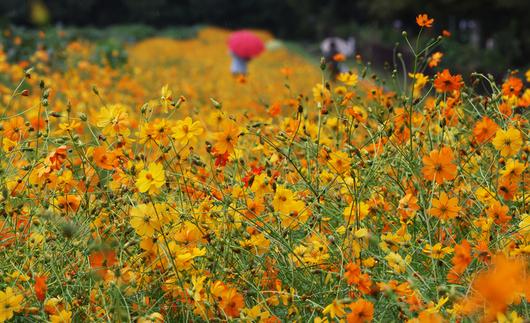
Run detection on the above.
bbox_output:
[220,287,244,317]
[244,198,265,219]
[408,311,444,323]
[93,146,116,170]
[46,146,69,172]
[236,74,247,84]
[429,192,461,220]
[346,299,374,323]
[2,116,27,141]
[344,263,361,285]
[460,254,529,322]
[472,116,498,144]
[447,240,472,283]
[268,102,281,117]
[333,53,346,62]
[497,177,517,201]
[344,263,372,295]
[280,67,293,77]
[398,193,420,220]
[428,52,443,68]
[434,69,463,93]
[211,281,244,318]
[55,195,81,214]
[486,200,511,225]
[214,122,240,154]
[474,240,492,263]
[34,275,48,302]
[416,14,434,28]
[498,102,513,117]
[501,77,523,97]
[421,147,458,184]
[89,249,117,278]
[0,216,30,248]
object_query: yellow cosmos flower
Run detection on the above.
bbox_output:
[337,72,359,86]
[172,117,203,144]
[497,310,524,323]
[56,119,81,135]
[50,309,73,323]
[130,203,160,237]
[160,84,173,112]
[492,127,522,157]
[272,185,295,210]
[138,312,164,323]
[136,162,166,194]
[422,243,453,259]
[385,252,410,274]
[322,299,346,319]
[312,83,331,104]
[2,137,17,152]
[409,72,429,97]
[334,86,347,95]
[0,287,24,322]
[328,150,351,174]
[519,214,530,236]
[343,201,369,224]
[96,104,130,137]
[500,158,525,181]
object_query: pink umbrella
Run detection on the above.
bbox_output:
[228,30,265,59]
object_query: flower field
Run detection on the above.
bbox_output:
[0,19,529,322]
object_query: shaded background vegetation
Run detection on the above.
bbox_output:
[1,0,529,76]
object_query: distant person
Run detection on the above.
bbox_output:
[321,36,355,79]
[228,30,265,76]
[230,52,249,76]
[324,40,341,79]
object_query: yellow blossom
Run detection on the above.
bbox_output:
[422,243,453,259]
[136,162,166,194]
[172,117,203,144]
[0,287,24,322]
[492,127,522,156]
[337,72,358,86]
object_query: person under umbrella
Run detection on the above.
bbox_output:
[228,30,265,76]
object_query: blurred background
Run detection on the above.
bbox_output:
[1,0,529,77]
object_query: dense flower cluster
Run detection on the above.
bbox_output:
[0,22,529,322]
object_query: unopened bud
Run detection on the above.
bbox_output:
[210,97,222,109]
[25,67,34,79]
[297,105,303,113]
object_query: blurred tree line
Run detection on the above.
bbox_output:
[1,0,528,74]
